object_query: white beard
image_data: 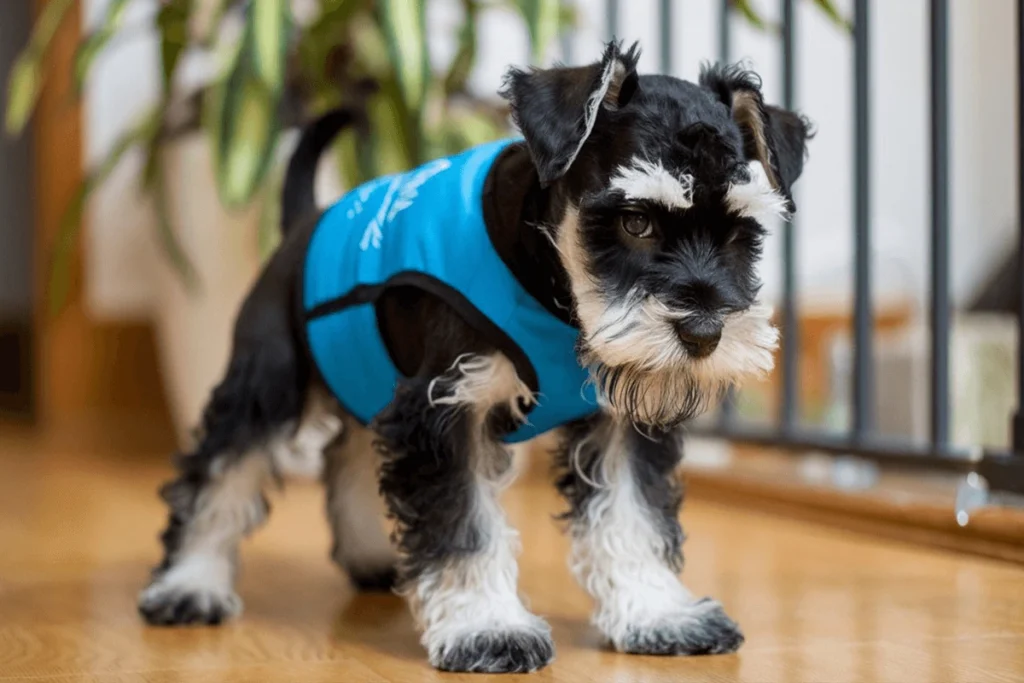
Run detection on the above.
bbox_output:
[554,206,779,427]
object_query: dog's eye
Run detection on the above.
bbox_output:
[619,212,654,239]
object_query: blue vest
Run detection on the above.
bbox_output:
[302,139,598,443]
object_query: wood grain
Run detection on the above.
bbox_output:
[1,433,1023,682]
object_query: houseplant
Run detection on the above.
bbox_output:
[6,0,572,437]
[6,0,846,439]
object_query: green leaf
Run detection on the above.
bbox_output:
[150,154,199,294]
[730,0,770,31]
[213,24,281,208]
[5,58,42,135]
[49,108,162,314]
[811,0,853,31]
[367,80,413,175]
[251,0,291,92]
[4,0,75,135]
[377,0,430,115]
[257,163,284,261]
[443,0,479,96]
[156,0,195,95]
[73,0,134,94]
[218,76,279,207]
[515,0,560,64]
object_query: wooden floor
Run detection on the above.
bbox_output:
[2,432,1023,682]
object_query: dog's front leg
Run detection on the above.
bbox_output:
[375,353,554,674]
[556,414,744,655]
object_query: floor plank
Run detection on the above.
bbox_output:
[1,435,1022,682]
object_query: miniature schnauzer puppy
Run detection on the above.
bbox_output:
[137,41,810,674]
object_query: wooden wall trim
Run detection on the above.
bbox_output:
[31,0,174,448]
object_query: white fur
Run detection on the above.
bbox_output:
[404,432,549,669]
[610,158,694,211]
[406,353,550,668]
[138,553,242,618]
[408,477,551,669]
[555,206,778,424]
[325,418,397,576]
[428,353,535,424]
[138,453,271,616]
[725,160,791,226]
[269,388,342,479]
[553,58,624,179]
[569,422,714,650]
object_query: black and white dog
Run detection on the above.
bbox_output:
[138,42,810,674]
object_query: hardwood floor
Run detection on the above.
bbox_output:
[1,431,1022,682]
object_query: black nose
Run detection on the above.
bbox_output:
[675,320,722,359]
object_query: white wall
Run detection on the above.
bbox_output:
[83,0,1018,320]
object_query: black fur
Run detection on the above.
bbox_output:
[554,415,685,572]
[375,376,482,583]
[500,41,642,186]
[698,61,813,210]
[145,219,312,592]
[141,41,811,672]
[281,108,357,233]
[619,598,745,656]
[434,628,556,673]
[373,294,507,585]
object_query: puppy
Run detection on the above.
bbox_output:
[138,41,810,674]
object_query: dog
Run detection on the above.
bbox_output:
[137,41,810,674]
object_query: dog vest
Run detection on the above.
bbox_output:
[302,138,598,443]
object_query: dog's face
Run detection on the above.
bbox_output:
[502,43,811,427]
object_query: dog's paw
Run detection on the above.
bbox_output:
[431,624,556,673]
[615,598,744,656]
[138,580,242,626]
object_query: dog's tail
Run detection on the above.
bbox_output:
[280,108,357,234]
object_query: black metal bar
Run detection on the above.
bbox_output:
[978,452,1024,495]
[659,0,673,75]
[716,0,734,424]
[1015,0,1024,454]
[690,424,976,473]
[930,0,951,451]
[606,0,619,41]
[719,0,731,64]
[780,0,798,432]
[852,0,874,440]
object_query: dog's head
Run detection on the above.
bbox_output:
[501,42,811,428]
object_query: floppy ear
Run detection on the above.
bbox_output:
[699,63,812,211]
[500,41,641,187]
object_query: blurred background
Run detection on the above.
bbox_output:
[0,0,1020,485]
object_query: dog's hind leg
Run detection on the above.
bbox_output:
[555,414,744,656]
[138,225,333,626]
[322,413,398,591]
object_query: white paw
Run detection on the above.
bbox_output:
[612,598,744,655]
[138,577,242,626]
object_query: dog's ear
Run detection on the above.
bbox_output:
[501,41,641,187]
[699,62,812,210]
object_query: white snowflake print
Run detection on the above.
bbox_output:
[358,159,453,251]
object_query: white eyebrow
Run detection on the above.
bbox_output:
[609,157,694,211]
[725,161,791,225]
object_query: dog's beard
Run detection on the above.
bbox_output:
[555,206,779,428]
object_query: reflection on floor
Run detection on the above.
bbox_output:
[1,430,1022,682]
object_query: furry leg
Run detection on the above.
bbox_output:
[555,415,744,655]
[376,354,554,674]
[139,390,342,626]
[138,448,272,626]
[323,413,398,591]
